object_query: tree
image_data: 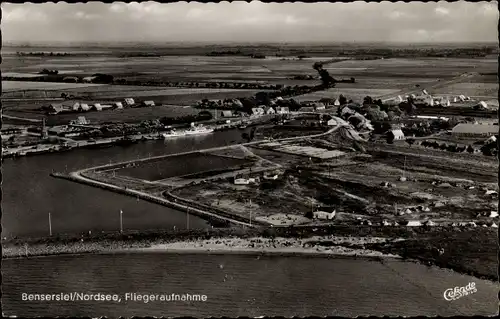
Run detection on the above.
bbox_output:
[406,138,415,147]
[339,94,347,105]
[467,145,474,153]
[363,96,374,105]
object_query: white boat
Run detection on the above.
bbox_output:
[163,126,214,138]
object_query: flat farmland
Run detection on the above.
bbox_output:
[116,152,253,181]
[293,88,400,103]
[46,105,201,125]
[66,87,262,99]
[432,82,499,99]
[2,81,105,92]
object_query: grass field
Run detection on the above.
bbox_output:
[2,81,105,92]
[293,87,401,103]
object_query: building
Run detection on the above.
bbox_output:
[312,210,336,220]
[100,104,114,110]
[221,110,233,118]
[82,76,97,83]
[124,98,135,106]
[388,129,405,141]
[70,116,89,125]
[251,107,265,116]
[406,220,422,227]
[476,101,488,109]
[92,103,103,111]
[264,106,276,115]
[234,99,244,108]
[275,107,290,114]
[424,220,436,226]
[80,103,90,112]
[327,118,338,126]
[114,102,124,109]
[314,103,326,111]
[333,99,340,106]
[71,102,80,111]
[451,123,498,137]
[142,100,155,107]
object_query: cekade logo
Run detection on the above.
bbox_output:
[443,282,477,301]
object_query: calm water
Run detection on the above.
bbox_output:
[2,130,246,238]
[2,253,498,317]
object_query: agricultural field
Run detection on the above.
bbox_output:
[2,81,105,92]
[292,88,401,103]
[44,105,201,126]
[433,82,498,99]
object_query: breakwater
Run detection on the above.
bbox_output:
[50,172,254,228]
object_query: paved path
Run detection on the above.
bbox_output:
[2,114,42,123]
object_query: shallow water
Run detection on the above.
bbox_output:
[2,130,245,238]
[2,253,498,317]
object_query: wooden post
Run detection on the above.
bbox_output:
[186,207,190,230]
[48,213,52,236]
[120,210,123,233]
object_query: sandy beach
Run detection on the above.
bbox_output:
[122,236,403,258]
[2,235,402,259]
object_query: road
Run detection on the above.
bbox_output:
[2,114,42,123]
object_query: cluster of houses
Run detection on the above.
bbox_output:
[45,97,156,115]
[219,106,291,119]
[233,172,280,185]
[389,90,497,111]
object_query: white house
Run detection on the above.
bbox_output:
[406,220,422,227]
[234,178,250,185]
[312,210,336,220]
[114,102,123,109]
[143,100,155,107]
[71,102,80,111]
[92,103,103,111]
[276,107,290,114]
[221,110,233,118]
[264,106,276,115]
[251,107,265,116]
[80,103,90,112]
[333,99,340,106]
[424,220,436,226]
[489,211,498,218]
[477,101,488,109]
[75,116,89,125]
[327,119,338,126]
[124,98,135,106]
[389,129,405,140]
[314,103,326,110]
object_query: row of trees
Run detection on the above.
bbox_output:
[159,111,213,126]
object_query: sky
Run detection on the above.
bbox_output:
[2,1,498,43]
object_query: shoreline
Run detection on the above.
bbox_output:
[2,236,401,260]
